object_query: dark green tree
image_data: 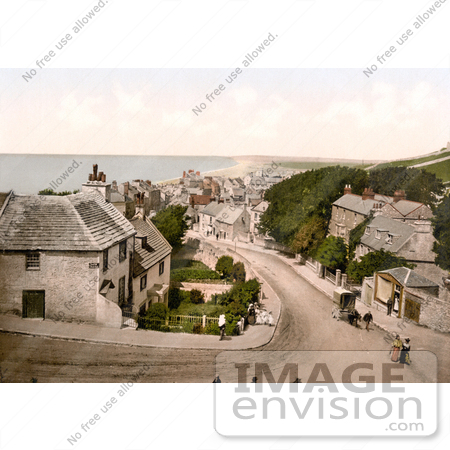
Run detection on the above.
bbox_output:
[368,167,444,206]
[151,205,188,251]
[347,249,415,283]
[231,262,246,283]
[291,215,328,255]
[259,166,368,247]
[431,195,450,271]
[168,288,183,310]
[215,255,234,279]
[38,188,78,196]
[315,236,348,272]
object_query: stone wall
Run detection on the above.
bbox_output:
[177,282,233,302]
[403,288,450,333]
[0,250,99,323]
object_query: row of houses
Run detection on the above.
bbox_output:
[0,168,172,328]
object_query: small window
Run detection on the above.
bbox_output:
[119,241,127,262]
[365,227,370,235]
[386,234,393,245]
[159,261,164,276]
[26,253,40,270]
[140,274,147,291]
[354,213,357,225]
[375,230,381,239]
[103,249,108,272]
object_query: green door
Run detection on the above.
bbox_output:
[22,290,45,318]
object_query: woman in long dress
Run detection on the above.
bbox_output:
[399,338,411,365]
[391,335,402,362]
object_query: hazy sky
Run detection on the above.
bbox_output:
[1,68,448,161]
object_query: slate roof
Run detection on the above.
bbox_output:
[252,200,268,213]
[0,192,11,211]
[0,191,136,251]
[129,217,172,277]
[360,215,415,253]
[378,267,438,288]
[200,201,226,217]
[216,205,246,225]
[110,190,133,203]
[334,194,384,216]
[388,200,428,217]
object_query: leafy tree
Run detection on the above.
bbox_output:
[217,278,260,310]
[347,249,415,283]
[215,256,234,278]
[315,236,348,272]
[190,289,205,304]
[259,166,368,247]
[368,167,444,206]
[431,195,450,271]
[292,215,327,255]
[151,205,188,251]
[231,262,246,283]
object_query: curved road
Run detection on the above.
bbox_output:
[0,244,444,382]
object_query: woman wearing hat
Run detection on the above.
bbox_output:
[399,338,411,365]
[391,335,403,362]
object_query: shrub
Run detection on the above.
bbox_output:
[193,322,203,334]
[168,288,183,310]
[190,289,205,304]
[204,322,220,335]
[146,303,168,321]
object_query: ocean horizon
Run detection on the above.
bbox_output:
[0,154,238,194]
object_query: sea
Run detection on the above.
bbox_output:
[0,154,238,194]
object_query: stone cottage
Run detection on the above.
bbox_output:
[0,190,136,328]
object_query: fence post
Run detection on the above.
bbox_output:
[202,315,206,328]
[317,263,324,278]
[341,273,347,288]
[336,269,341,286]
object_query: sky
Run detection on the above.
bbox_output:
[0,68,449,161]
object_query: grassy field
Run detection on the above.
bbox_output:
[278,161,364,170]
[374,149,450,170]
[420,158,450,182]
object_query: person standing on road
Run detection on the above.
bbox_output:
[387,298,393,316]
[391,335,403,362]
[363,311,373,331]
[399,338,411,365]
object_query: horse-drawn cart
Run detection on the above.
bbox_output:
[332,288,357,322]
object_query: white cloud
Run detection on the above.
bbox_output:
[58,93,103,128]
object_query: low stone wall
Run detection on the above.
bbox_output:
[177,282,233,302]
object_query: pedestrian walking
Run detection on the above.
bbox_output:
[390,335,403,362]
[348,309,360,327]
[216,233,219,240]
[213,375,222,383]
[386,298,393,316]
[399,338,411,365]
[363,311,373,331]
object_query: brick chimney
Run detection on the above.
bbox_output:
[145,180,152,187]
[188,169,194,174]
[344,184,352,195]
[124,182,129,196]
[362,187,375,201]
[82,164,111,201]
[183,171,186,178]
[196,171,200,176]
[393,190,406,203]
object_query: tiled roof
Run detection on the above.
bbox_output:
[110,190,133,203]
[378,267,438,288]
[0,191,136,251]
[130,217,172,277]
[252,200,268,212]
